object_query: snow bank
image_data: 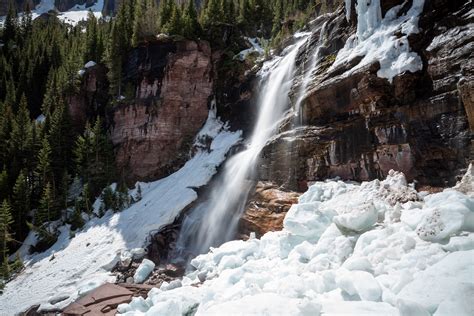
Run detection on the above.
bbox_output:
[118,169,474,315]
[0,111,241,314]
[336,0,425,82]
[0,0,105,26]
[237,38,266,61]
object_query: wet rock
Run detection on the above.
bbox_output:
[260,1,473,190]
[239,182,301,238]
[63,284,133,316]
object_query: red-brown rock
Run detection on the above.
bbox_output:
[239,182,300,239]
[110,40,213,182]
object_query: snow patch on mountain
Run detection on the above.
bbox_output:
[332,0,425,83]
[0,0,104,26]
[0,111,241,315]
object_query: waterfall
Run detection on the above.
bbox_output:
[293,21,328,125]
[170,35,310,262]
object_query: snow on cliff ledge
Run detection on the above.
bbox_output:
[118,167,474,316]
[0,111,241,315]
[333,0,425,83]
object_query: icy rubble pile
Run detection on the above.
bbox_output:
[118,168,474,316]
[335,0,425,82]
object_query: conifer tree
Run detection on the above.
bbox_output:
[165,4,183,35]
[12,170,30,240]
[201,0,222,28]
[182,0,201,38]
[10,95,33,181]
[0,200,13,276]
[35,137,52,192]
[35,182,54,225]
[19,1,32,39]
[84,11,99,63]
[3,1,18,45]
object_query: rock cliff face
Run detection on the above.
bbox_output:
[110,40,213,182]
[68,63,109,132]
[259,0,473,191]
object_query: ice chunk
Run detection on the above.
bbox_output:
[198,293,321,316]
[442,233,474,251]
[283,203,336,241]
[433,284,474,316]
[397,299,430,316]
[341,256,373,273]
[398,250,474,313]
[335,269,382,301]
[333,203,378,232]
[416,191,474,242]
[320,301,398,316]
[133,259,155,284]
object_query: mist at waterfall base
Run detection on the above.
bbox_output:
[170,36,310,263]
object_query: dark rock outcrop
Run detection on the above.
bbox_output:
[110,40,213,183]
[259,0,473,191]
[68,63,109,132]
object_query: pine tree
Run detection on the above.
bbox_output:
[182,0,201,38]
[0,104,13,169]
[35,137,52,192]
[12,170,30,240]
[35,182,54,225]
[20,1,32,39]
[3,1,18,45]
[84,11,99,63]
[0,200,13,277]
[165,4,183,35]
[201,0,222,29]
[10,95,33,181]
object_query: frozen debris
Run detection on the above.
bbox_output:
[118,169,474,315]
[398,250,474,313]
[331,0,425,83]
[133,259,155,284]
[77,69,86,76]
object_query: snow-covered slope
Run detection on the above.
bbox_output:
[117,168,474,316]
[0,0,104,26]
[0,111,241,315]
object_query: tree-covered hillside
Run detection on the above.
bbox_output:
[0,0,330,284]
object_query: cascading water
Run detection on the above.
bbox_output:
[170,35,310,262]
[293,20,328,125]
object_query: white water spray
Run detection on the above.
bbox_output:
[171,36,309,261]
